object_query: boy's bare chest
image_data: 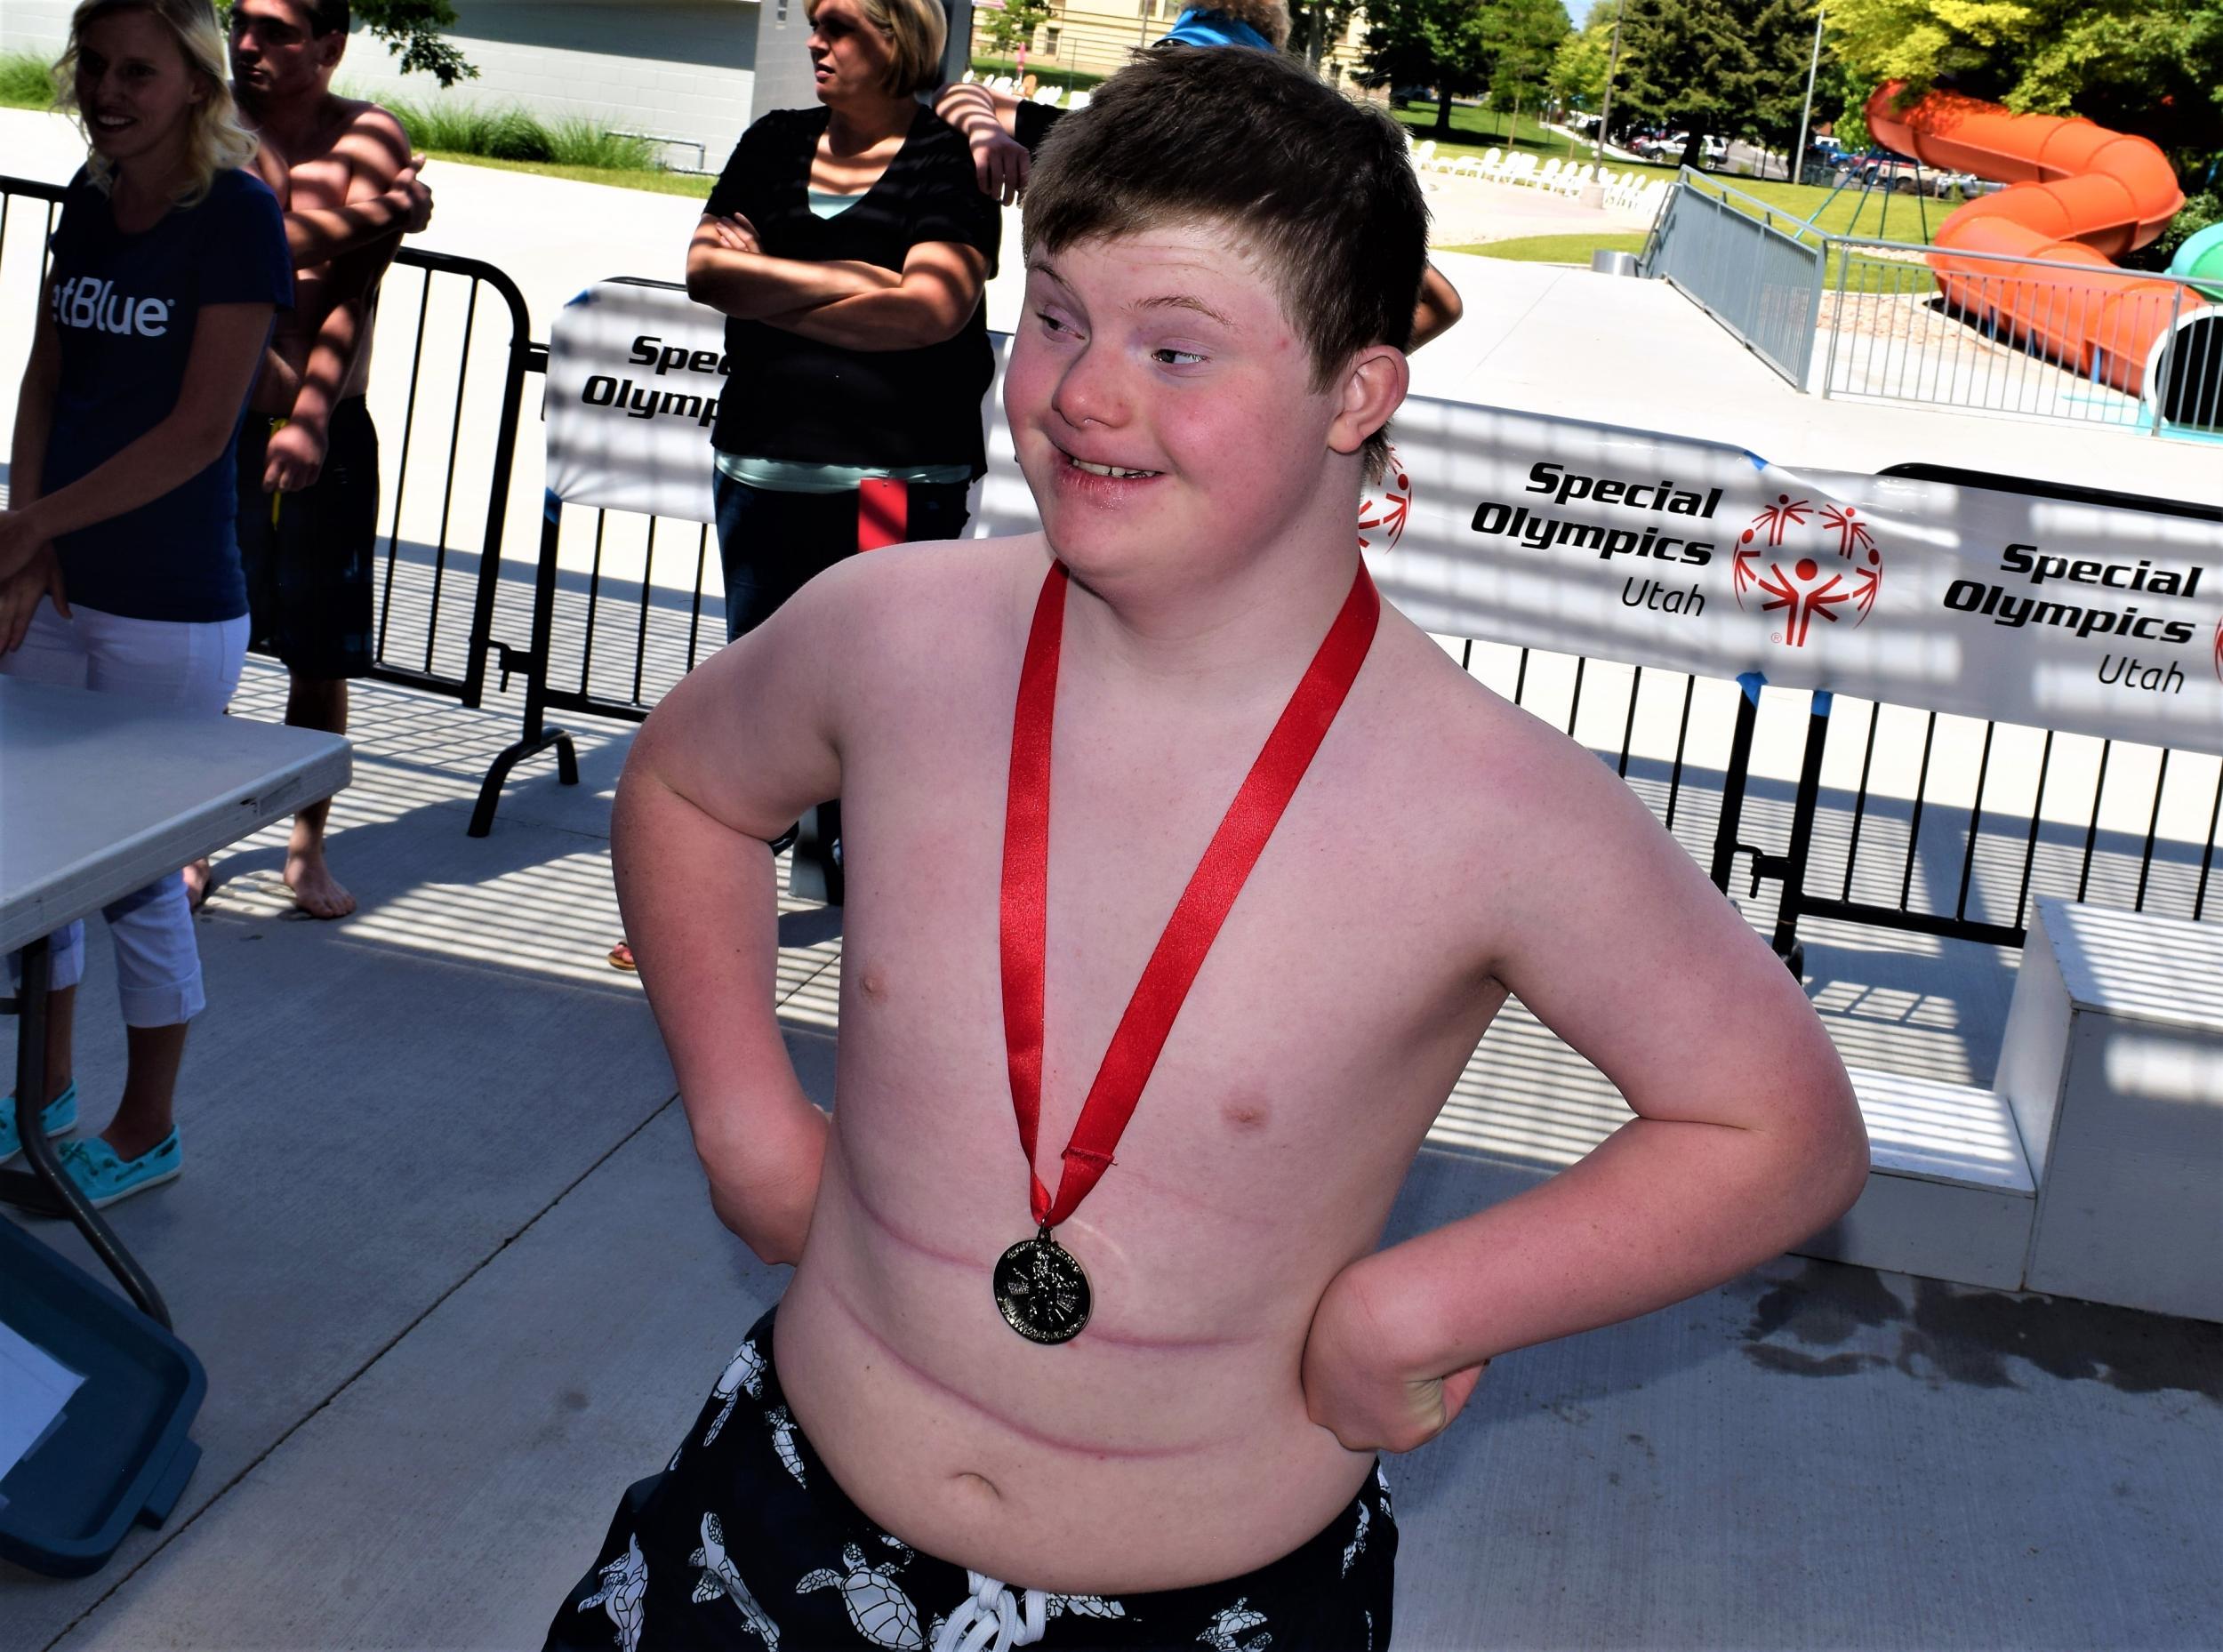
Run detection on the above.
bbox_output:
[830,665,1492,1248]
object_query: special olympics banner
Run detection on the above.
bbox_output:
[547,279,725,525]
[547,279,2223,755]
[1355,399,2223,756]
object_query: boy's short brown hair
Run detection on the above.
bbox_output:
[1023,46,1426,478]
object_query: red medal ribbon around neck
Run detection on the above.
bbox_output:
[999,559,1381,1231]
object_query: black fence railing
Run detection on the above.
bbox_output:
[4,172,2214,956]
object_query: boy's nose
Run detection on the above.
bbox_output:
[1049,347,1127,430]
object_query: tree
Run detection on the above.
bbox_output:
[1549,15,1614,115]
[356,0,477,87]
[1613,0,1762,168]
[982,0,1055,59]
[1358,0,1498,138]
[1826,0,2223,181]
[1482,0,1569,132]
[1742,0,1824,171]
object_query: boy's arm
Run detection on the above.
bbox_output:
[1304,726,1869,1452]
[612,573,855,1263]
[1409,263,1463,350]
[280,150,432,267]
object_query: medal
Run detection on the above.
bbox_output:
[995,559,1380,1344]
[993,1225,1092,1343]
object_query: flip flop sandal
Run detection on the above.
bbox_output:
[607,939,638,972]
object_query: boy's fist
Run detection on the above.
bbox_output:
[264,420,327,493]
[1301,1260,1488,1454]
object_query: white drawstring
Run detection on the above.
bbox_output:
[931,1570,1047,1652]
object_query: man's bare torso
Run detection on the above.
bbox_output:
[252,94,389,409]
[773,534,1522,1594]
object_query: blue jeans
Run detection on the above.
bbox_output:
[712,473,971,642]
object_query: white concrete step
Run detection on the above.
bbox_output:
[1796,1065,2035,1290]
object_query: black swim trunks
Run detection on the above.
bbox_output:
[547,1307,1396,1651]
[237,395,378,678]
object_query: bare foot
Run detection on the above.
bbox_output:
[183,858,213,910]
[285,845,357,919]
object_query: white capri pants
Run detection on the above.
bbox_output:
[4,599,248,1026]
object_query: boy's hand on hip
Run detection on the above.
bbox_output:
[1301,1257,1489,1454]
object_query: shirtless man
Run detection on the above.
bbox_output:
[550,49,1866,1649]
[219,0,427,918]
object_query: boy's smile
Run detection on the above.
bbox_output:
[1007,227,1358,593]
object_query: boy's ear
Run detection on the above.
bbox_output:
[1325,343,1409,460]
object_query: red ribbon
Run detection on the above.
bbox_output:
[999,560,1381,1231]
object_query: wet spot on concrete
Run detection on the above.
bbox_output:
[1745,1345,1890,1378]
[1899,1277,2222,1401]
[1738,1261,2222,1401]
[1745,1262,1907,1346]
[561,1389,591,1411]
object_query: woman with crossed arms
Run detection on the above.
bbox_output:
[610,0,995,968]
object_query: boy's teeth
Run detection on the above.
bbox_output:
[1071,459,1156,478]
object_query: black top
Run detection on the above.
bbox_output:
[703,104,1000,476]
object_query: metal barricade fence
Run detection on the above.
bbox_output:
[1641,173,1826,389]
[1817,238,2214,433]
[1643,167,2221,438]
[0,173,534,712]
[4,169,2212,951]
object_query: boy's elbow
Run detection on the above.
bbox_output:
[1795,1071,1872,1227]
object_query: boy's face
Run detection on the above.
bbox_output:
[1007,225,1351,590]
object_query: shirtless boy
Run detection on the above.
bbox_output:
[220,0,428,918]
[550,48,1867,1651]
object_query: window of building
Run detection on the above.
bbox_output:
[1042,24,1061,53]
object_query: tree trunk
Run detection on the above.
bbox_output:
[1433,92,1454,136]
[1509,91,1522,147]
[1680,131,1704,172]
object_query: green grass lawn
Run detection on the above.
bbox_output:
[1394,100,1592,163]
[418,148,711,198]
[1444,231,1650,264]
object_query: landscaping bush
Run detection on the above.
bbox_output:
[1,50,58,110]
[385,97,655,169]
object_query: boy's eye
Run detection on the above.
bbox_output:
[1033,309,1076,337]
[1152,347,1205,366]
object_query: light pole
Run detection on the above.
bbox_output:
[1577,0,1627,208]
[1793,4,1826,183]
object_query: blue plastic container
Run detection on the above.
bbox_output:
[0,1217,205,1578]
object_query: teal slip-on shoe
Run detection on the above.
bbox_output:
[0,1083,80,1167]
[53,1131,181,1210]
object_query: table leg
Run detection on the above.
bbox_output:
[1,935,173,1330]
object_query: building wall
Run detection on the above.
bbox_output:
[1,1,762,173]
[340,0,761,172]
[969,0,1370,93]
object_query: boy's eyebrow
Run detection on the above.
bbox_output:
[1135,293,1236,327]
[1026,257,1237,329]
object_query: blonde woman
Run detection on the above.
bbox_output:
[0,0,293,1207]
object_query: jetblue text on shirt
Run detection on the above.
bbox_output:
[52,275,173,337]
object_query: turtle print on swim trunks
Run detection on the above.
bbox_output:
[544,1306,1396,1650]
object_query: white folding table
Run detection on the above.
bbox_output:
[0,676,350,1326]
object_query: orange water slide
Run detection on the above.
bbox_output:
[1862,83,2201,395]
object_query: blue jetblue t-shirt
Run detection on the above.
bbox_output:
[44,166,292,623]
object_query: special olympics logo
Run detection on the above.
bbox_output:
[1358,446,1412,552]
[1732,493,1885,648]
